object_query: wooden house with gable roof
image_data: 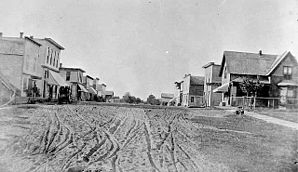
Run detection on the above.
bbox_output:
[214,50,298,107]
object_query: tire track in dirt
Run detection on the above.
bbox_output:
[175,142,199,171]
[62,142,88,170]
[83,134,107,162]
[168,133,178,172]
[60,106,121,171]
[143,121,161,172]
[25,107,75,172]
[45,112,61,154]
[9,105,231,172]
[41,113,52,154]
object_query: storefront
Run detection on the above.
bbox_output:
[45,70,69,100]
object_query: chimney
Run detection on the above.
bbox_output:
[30,35,33,39]
[20,32,24,38]
[59,63,62,68]
[0,32,2,38]
[259,50,262,56]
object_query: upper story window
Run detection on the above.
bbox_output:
[283,66,292,80]
[53,57,56,67]
[50,49,53,65]
[224,68,227,79]
[66,71,71,81]
[79,73,82,83]
[47,47,50,63]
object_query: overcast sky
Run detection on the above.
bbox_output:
[1,0,298,99]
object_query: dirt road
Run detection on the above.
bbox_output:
[0,105,230,172]
[0,105,296,172]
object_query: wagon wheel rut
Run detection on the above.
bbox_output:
[2,105,229,172]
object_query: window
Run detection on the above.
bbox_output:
[224,68,227,79]
[47,47,50,63]
[191,96,194,103]
[283,66,292,80]
[287,89,295,97]
[79,73,82,83]
[56,59,58,68]
[66,71,71,81]
[53,57,56,67]
[44,70,49,79]
[50,49,53,65]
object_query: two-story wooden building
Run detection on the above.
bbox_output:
[214,50,298,107]
[180,74,205,107]
[59,66,88,101]
[0,32,42,99]
[203,62,222,107]
[83,75,97,101]
[34,37,67,100]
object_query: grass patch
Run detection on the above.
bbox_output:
[255,108,298,123]
[191,111,298,172]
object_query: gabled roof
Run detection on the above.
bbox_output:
[219,51,278,76]
[266,51,298,75]
[190,76,204,85]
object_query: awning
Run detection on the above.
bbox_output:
[31,75,42,80]
[48,71,69,86]
[213,83,229,93]
[78,84,88,93]
[278,80,298,87]
[88,87,97,94]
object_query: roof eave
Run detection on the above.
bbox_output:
[25,37,42,46]
[218,53,226,77]
[265,51,290,76]
[45,38,65,50]
[60,67,86,73]
[86,75,94,80]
